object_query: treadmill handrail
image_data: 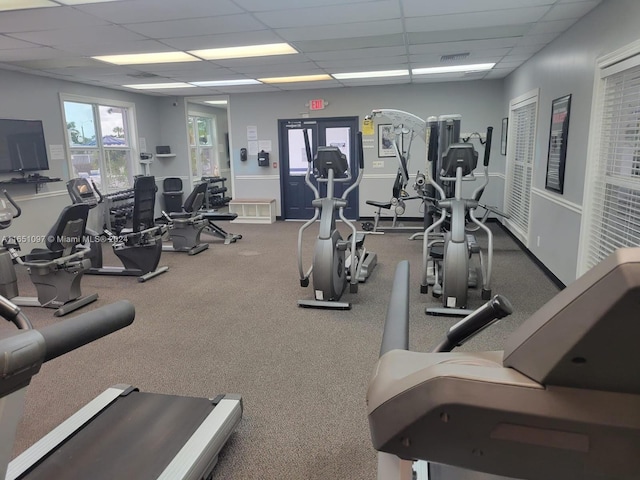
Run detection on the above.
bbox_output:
[379,261,410,357]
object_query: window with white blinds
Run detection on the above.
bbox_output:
[582,59,640,271]
[504,92,538,245]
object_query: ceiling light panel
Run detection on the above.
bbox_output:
[332,69,409,80]
[123,82,195,89]
[412,63,495,75]
[189,43,297,60]
[191,79,261,86]
[204,100,228,105]
[0,0,57,11]
[93,51,200,65]
[259,74,332,83]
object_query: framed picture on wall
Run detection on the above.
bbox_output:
[378,124,400,157]
[501,117,508,155]
[545,94,572,194]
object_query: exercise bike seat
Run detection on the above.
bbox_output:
[366,200,392,210]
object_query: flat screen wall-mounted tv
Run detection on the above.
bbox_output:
[0,118,50,174]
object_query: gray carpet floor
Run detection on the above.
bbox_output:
[3,220,560,479]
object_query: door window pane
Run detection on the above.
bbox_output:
[288,129,313,175]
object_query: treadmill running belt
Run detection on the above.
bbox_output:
[20,391,216,480]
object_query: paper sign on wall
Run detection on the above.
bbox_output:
[49,144,65,160]
[248,141,259,156]
[258,140,272,152]
[247,126,258,141]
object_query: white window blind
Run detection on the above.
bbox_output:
[583,61,640,269]
[505,96,537,245]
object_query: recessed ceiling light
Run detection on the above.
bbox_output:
[56,0,122,4]
[204,100,228,105]
[412,63,495,75]
[122,82,195,90]
[0,0,57,11]
[191,79,261,87]
[332,69,409,80]
[93,52,200,65]
[259,74,332,84]
[188,43,297,61]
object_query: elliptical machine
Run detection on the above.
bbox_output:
[420,126,497,316]
[297,131,377,310]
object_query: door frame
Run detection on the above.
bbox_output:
[278,116,360,220]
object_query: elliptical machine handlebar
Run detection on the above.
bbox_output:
[91,179,104,204]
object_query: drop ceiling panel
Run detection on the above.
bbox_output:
[226,62,320,74]
[0,36,40,50]
[74,0,244,24]
[276,19,403,42]
[407,25,530,46]
[401,0,555,17]
[8,25,148,47]
[254,0,399,29]
[527,18,578,34]
[272,81,343,91]
[0,7,108,34]
[305,46,407,61]
[124,14,266,39]
[515,32,561,46]
[57,39,179,56]
[211,54,312,68]
[315,56,408,69]
[337,77,410,86]
[159,31,283,51]
[233,0,375,12]
[405,7,550,33]
[409,48,512,62]
[0,47,70,62]
[409,38,519,55]
[542,1,600,21]
[293,34,405,53]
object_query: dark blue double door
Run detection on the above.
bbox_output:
[279,117,359,220]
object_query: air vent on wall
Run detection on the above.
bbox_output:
[440,53,470,62]
[126,72,160,78]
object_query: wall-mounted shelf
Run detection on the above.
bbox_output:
[0,177,62,193]
[156,154,176,158]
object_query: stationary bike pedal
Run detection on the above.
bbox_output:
[420,284,428,294]
[300,278,309,287]
[481,288,492,300]
[350,282,359,293]
[361,222,373,232]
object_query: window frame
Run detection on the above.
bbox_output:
[187,110,218,184]
[578,39,640,276]
[59,93,140,193]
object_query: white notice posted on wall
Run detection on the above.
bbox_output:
[247,126,258,141]
[258,140,272,152]
[49,144,65,160]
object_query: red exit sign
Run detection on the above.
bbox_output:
[309,98,325,111]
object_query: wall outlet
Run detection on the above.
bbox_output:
[372,160,384,168]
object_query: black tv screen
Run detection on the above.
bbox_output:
[0,119,49,173]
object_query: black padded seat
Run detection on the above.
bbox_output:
[366,200,392,210]
[201,212,237,221]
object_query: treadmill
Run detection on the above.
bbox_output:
[0,299,242,480]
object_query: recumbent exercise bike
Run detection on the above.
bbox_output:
[297,130,377,310]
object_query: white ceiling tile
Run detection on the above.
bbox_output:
[405,7,551,33]
[211,55,312,68]
[508,45,545,56]
[0,7,108,33]
[408,25,530,45]
[274,81,344,91]
[409,48,511,62]
[337,77,410,87]
[401,0,555,17]
[8,25,147,47]
[294,34,405,53]
[0,36,40,50]
[515,32,561,46]
[54,40,175,56]
[0,47,69,62]
[305,46,407,61]
[542,1,600,21]
[254,0,399,28]
[495,60,525,68]
[276,19,403,42]
[227,62,322,75]
[409,38,518,55]
[316,56,408,70]
[74,0,244,24]
[159,31,283,51]
[233,0,376,12]
[501,54,535,62]
[124,15,266,39]
[527,18,578,34]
